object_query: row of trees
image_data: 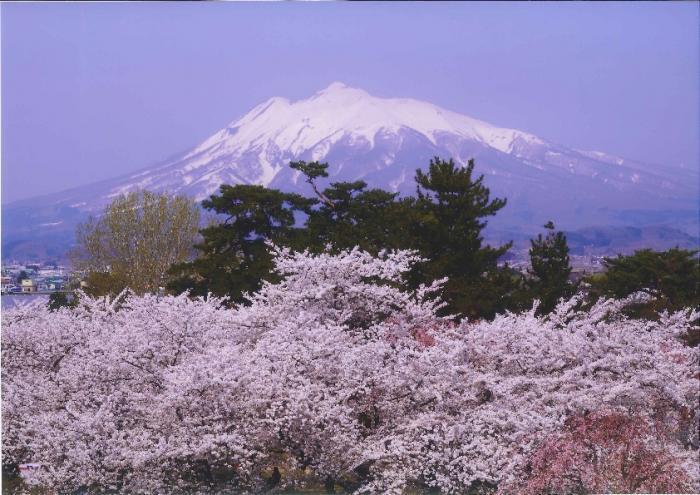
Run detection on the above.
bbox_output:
[165,157,524,319]
[4,247,698,493]
[70,157,699,322]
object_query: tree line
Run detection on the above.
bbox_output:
[69,157,699,324]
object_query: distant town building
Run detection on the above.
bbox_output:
[21,279,37,293]
[45,277,65,291]
[1,276,16,294]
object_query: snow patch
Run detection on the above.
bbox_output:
[388,169,407,191]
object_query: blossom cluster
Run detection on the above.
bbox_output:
[2,246,698,494]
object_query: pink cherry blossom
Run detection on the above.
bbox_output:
[3,246,698,493]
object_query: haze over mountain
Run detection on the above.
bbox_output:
[3,83,698,261]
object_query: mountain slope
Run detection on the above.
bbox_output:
[3,82,698,261]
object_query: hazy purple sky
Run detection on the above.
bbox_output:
[2,2,698,203]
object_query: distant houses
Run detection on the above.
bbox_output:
[1,263,70,295]
[1,276,16,294]
[44,277,66,291]
[21,279,38,293]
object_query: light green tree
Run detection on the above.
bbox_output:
[71,190,200,296]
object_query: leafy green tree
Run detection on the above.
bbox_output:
[528,221,573,315]
[167,185,313,303]
[409,157,511,319]
[15,271,29,284]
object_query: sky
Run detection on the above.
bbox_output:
[2,1,698,204]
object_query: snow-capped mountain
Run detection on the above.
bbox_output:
[3,82,698,260]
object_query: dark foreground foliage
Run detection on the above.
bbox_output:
[168,157,531,319]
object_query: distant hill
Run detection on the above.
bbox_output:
[564,225,699,256]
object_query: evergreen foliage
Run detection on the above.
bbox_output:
[293,161,413,254]
[409,157,511,319]
[47,292,74,312]
[162,157,697,324]
[587,248,699,330]
[173,157,513,319]
[167,185,313,303]
[528,221,573,315]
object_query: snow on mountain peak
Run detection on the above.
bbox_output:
[316,81,367,97]
[186,82,545,173]
[322,81,350,91]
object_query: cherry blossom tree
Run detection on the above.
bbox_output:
[2,245,698,494]
[500,410,697,495]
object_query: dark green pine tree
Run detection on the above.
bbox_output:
[167,184,314,304]
[47,292,75,311]
[528,221,573,315]
[588,248,699,318]
[409,157,511,320]
[291,161,412,254]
